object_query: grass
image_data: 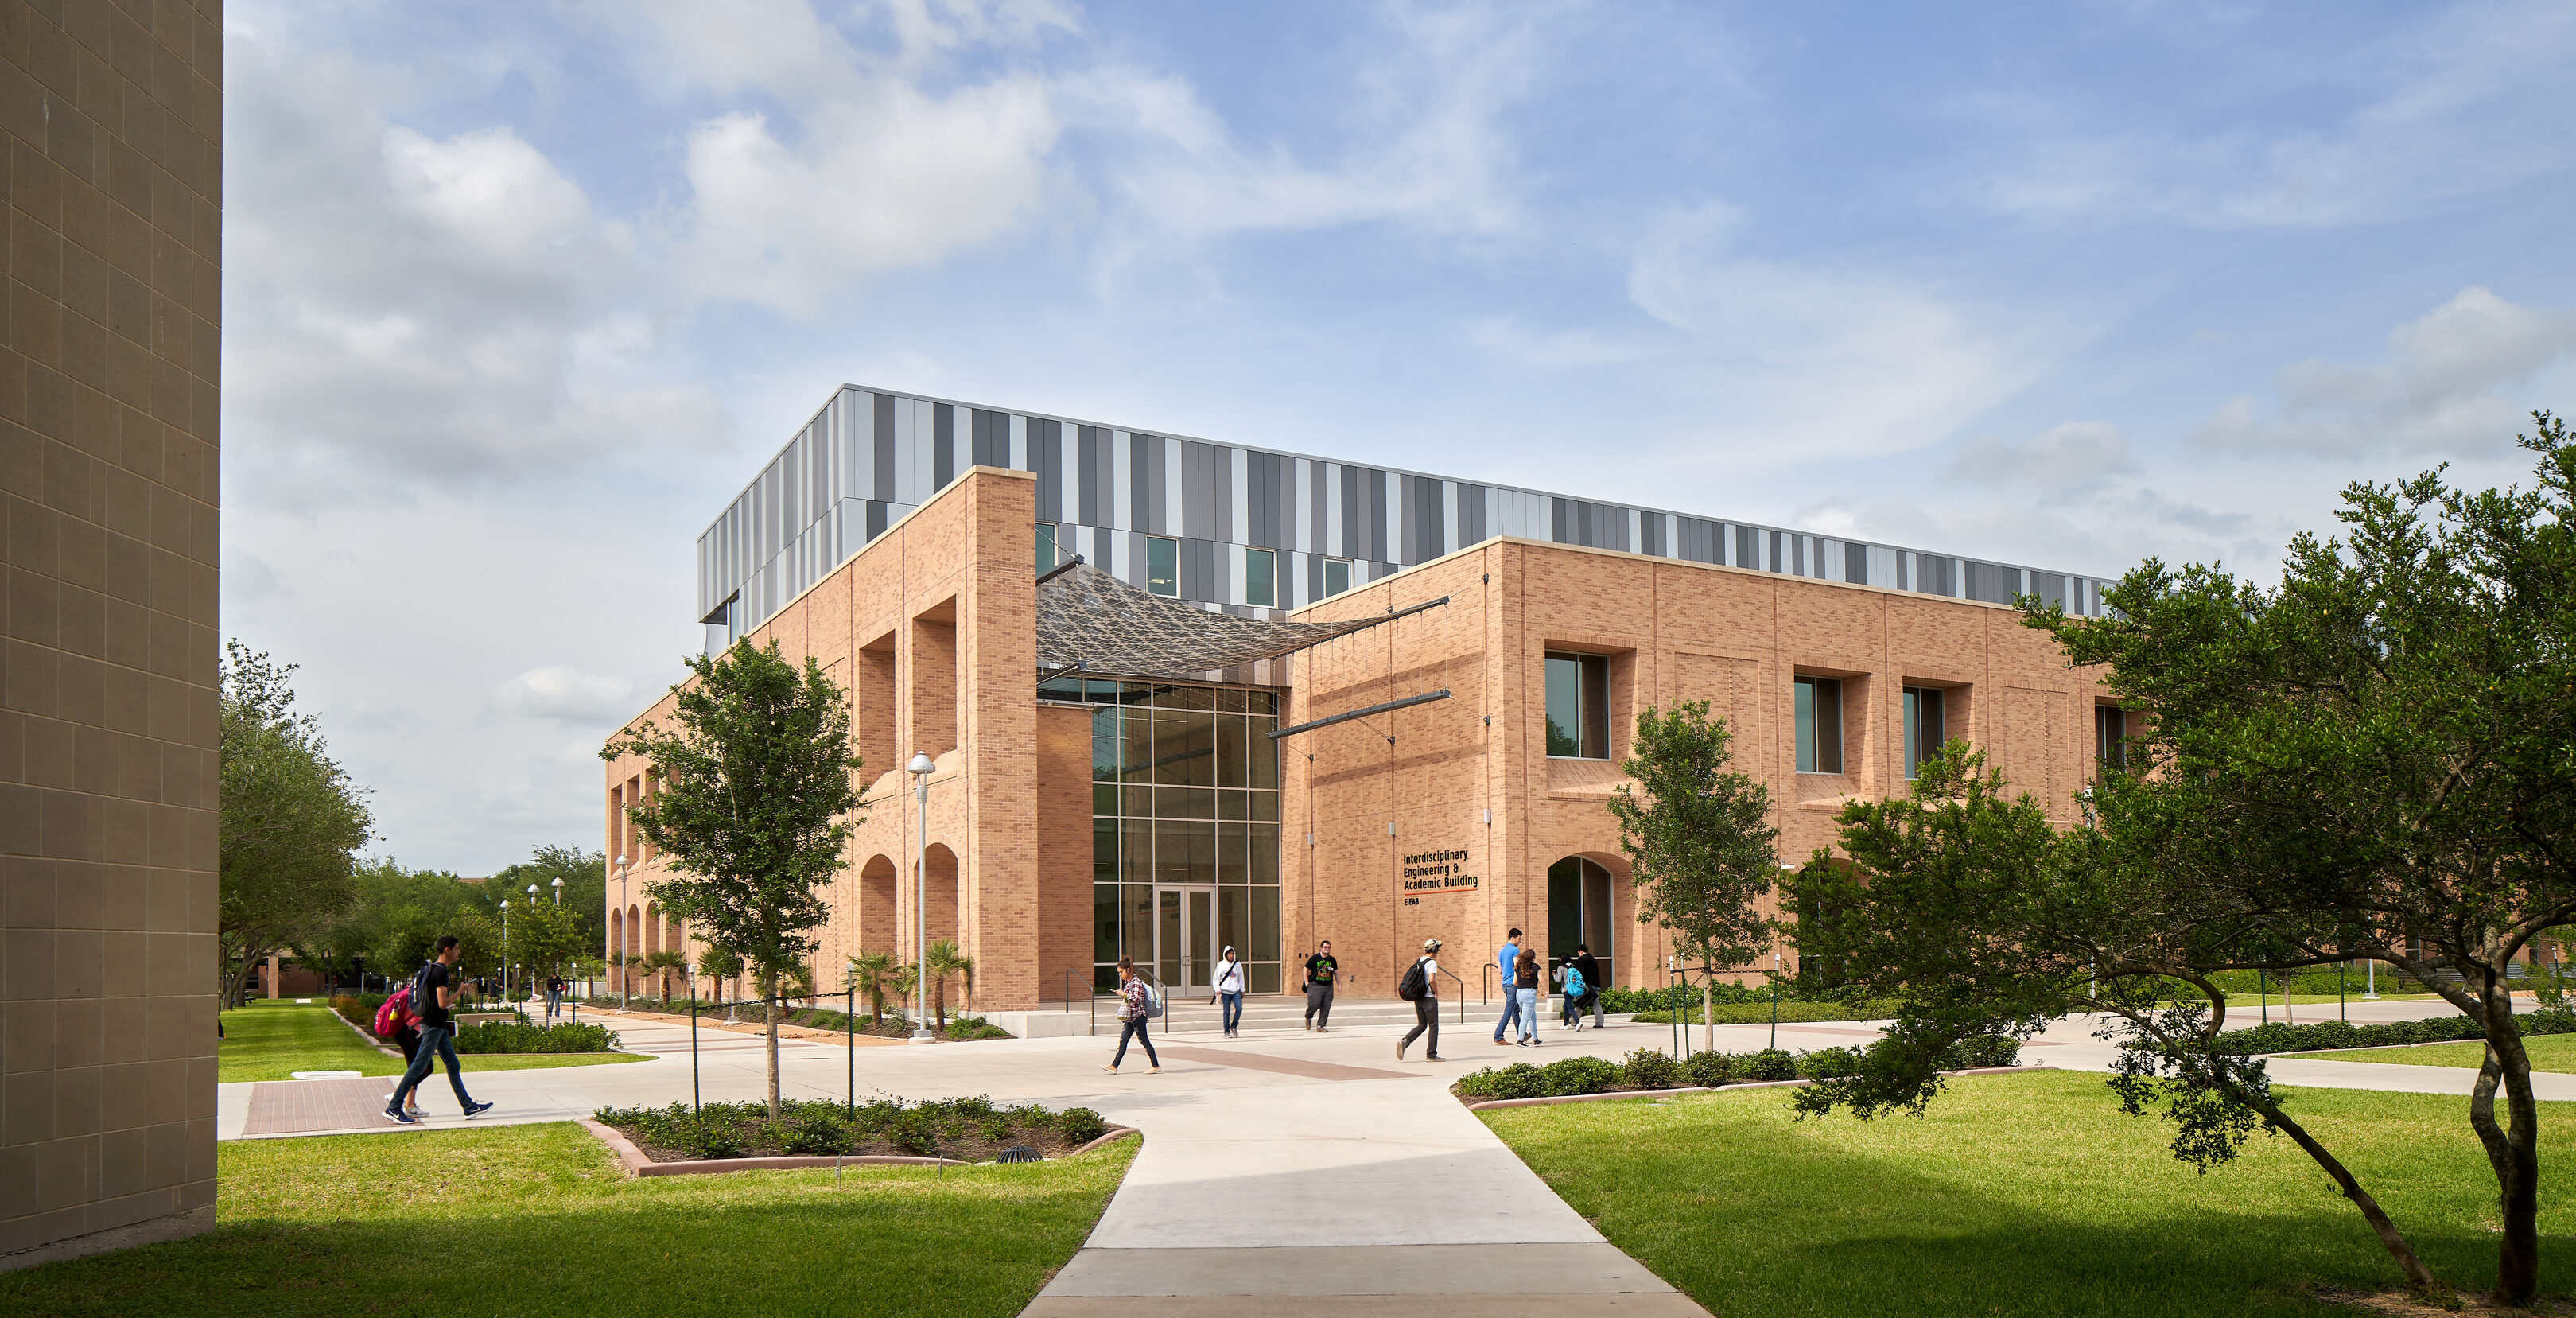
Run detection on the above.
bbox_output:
[0,1121,1137,1318]
[219,1002,648,1083]
[2302,1032,2576,1074]
[1483,1069,2575,1316]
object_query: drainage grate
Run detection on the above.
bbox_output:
[996,1145,1043,1164]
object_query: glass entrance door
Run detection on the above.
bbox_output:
[1156,886,1217,991]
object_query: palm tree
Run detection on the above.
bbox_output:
[641,950,687,1004]
[847,951,898,1025]
[924,940,973,1032]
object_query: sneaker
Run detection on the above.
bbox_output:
[463,1101,495,1119]
[1101,1064,1117,1074]
[1514,1040,1527,1047]
[1148,1066,1160,1074]
[1426,1054,1443,1062]
[1527,1039,1543,1047]
[383,1107,418,1126]
[1316,1027,1328,1033]
[1396,1039,1408,1060]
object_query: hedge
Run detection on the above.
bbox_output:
[2212,1005,2576,1057]
[1452,1036,2019,1100]
[452,1020,620,1054]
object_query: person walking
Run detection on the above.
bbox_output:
[384,936,495,1124]
[1559,955,1587,1029]
[543,973,565,1025]
[1102,956,1160,1075]
[1491,928,1523,1046]
[1214,945,1247,1037]
[1302,940,1339,1032]
[1397,939,1443,1061]
[1513,944,1542,1046]
[387,986,424,1119]
[1572,943,1605,1029]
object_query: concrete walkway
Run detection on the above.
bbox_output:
[216,996,2567,1315]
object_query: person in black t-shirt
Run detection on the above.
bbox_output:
[1301,940,1339,1032]
[385,936,493,1124]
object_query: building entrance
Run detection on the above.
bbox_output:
[1156,886,1217,991]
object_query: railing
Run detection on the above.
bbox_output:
[1482,962,1496,1003]
[1439,966,1466,1023]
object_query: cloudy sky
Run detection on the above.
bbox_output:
[222,0,2576,874]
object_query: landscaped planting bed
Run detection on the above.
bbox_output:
[2213,1004,2575,1056]
[593,1095,1109,1164]
[1453,1038,2021,1104]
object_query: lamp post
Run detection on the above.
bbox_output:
[616,853,631,1011]
[551,875,563,905]
[907,751,937,1044]
[500,900,511,1004]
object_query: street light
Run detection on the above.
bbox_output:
[907,751,937,1044]
[551,875,563,905]
[500,900,511,1004]
[616,853,631,1011]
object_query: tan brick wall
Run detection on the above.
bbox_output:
[1034,704,1092,1001]
[0,0,224,1268]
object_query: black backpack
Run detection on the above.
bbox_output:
[1397,959,1428,1001]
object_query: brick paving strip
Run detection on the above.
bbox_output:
[241,1076,415,1137]
[1146,1044,1412,1082]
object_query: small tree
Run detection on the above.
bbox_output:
[604,640,864,1120]
[1605,701,1781,1053]
[925,940,973,1029]
[848,951,899,1024]
[700,945,744,1009]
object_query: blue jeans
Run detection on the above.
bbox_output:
[390,1024,476,1111]
[1493,991,1521,1041]
[1515,987,1540,1040]
[1219,991,1244,1033]
[1113,1017,1158,1068]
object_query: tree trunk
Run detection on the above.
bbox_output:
[935,976,947,1032]
[762,975,783,1122]
[2236,1081,2439,1292]
[2468,975,2541,1305]
[1703,973,1715,1056]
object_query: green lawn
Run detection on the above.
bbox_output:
[219,1002,648,1083]
[1485,1070,2574,1316]
[2303,1032,2576,1074]
[0,1121,1136,1317]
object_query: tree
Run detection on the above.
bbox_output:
[218,642,372,1008]
[604,639,864,1120]
[491,844,608,954]
[925,940,973,1029]
[507,900,585,985]
[1604,701,1781,1053]
[701,944,744,1007]
[848,951,899,1025]
[1797,416,2576,1305]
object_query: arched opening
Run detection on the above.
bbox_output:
[644,902,662,955]
[924,843,961,947]
[1546,855,1619,989]
[860,854,898,956]
[608,909,623,989]
[625,904,642,991]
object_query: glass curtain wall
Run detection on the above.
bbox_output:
[1546,856,1616,988]
[1047,676,1283,993]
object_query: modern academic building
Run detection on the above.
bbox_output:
[601,387,2119,1018]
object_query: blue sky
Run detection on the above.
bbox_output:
[219,0,2576,872]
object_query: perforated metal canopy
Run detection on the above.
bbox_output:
[1035,562,1381,681]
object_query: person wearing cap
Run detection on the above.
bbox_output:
[1397,938,1444,1061]
[1214,943,1247,1037]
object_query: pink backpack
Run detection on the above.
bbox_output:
[373,985,414,1038]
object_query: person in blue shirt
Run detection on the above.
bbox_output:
[1491,929,1522,1045]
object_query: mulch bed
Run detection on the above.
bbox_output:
[595,1113,1091,1164]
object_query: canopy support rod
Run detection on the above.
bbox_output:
[1269,688,1451,741]
[1035,553,1086,585]
[1036,659,1089,691]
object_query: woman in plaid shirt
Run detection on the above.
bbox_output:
[1102,956,1160,1074]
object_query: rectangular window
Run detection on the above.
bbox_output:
[1146,535,1179,597]
[1544,652,1610,759]
[1794,675,1844,774]
[2096,705,2129,771]
[1902,686,1945,779]
[1035,522,1059,573]
[1322,558,1350,598]
[1245,547,1276,607]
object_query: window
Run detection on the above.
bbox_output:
[1794,675,1844,774]
[1544,652,1610,759]
[1146,536,1179,597]
[1245,548,1276,607]
[2096,705,2129,771]
[1035,523,1059,574]
[1901,686,1945,779]
[1322,558,1350,598]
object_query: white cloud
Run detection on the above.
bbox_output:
[2191,286,2576,457]
[1947,421,2138,496]
[491,667,641,724]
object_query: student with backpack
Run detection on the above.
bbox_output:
[1559,956,1588,1029]
[1214,945,1247,1037]
[1513,945,1543,1046]
[1571,943,1604,1029]
[1396,939,1444,1061]
[372,982,423,1118]
[384,936,495,1124]
[1491,928,1523,1046]
[1102,956,1160,1075]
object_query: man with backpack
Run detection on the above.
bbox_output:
[1101,956,1160,1075]
[1491,929,1523,1046]
[384,936,495,1124]
[1571,943,1604,1029]
[1396,938,1443,1061]
[372,982,423,1118]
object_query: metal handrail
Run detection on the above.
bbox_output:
[1480,962,1497,1003]
[1438,967,1466,1023]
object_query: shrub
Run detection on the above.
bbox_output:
[886,1109,942,1157]
[1682,1050,1737,1087]
[1622,1048,1684,1090]
[1055,1106,1109,1146]
[452,1021,618,1054]
[1941,1034,2022,1069]
[1455,1062,1547,1100]
[1740,1048,1798,1082]
[780,1110,853,1157]
[946,1094,997,1121]
[1797,1046,1863,1079]
[2208,1006,2574,1057]
[1537,1055,1620,1097]
[681,1118,744,1160]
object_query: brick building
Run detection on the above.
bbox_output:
[602,390,2115,1017]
